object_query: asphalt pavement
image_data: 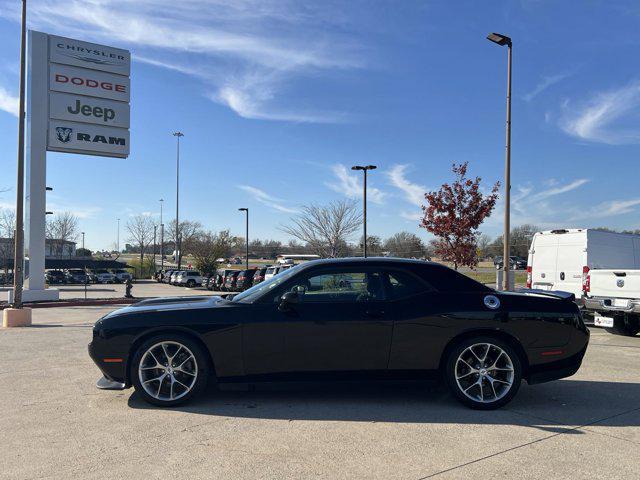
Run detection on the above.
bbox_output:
[1,298,639,479]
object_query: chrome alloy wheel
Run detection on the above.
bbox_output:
[138,341,198,402]
[454,343,514,403]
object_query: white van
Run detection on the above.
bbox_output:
[526,229,640,299]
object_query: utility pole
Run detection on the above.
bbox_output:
[116,218,120,253]
[11,0,27,310]
[153,224,157,276]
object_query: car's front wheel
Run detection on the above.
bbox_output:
[131,334,209,407]
[445,337,522,410]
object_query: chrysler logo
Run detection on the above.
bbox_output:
[617,279,625,288]
[55,127,73,143]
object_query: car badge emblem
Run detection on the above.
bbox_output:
[55,127,73,143]
[617,279,624,288]
[483,295,500,310]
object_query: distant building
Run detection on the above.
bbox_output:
[0,237,75,264]
[44,239,77,258]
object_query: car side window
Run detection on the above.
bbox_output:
[289,270,384,303]
[385,270,432,299]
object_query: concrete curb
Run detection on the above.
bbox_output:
[0,297,142,310]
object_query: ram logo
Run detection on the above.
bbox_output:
[617,279,625,288]
[55,127,73,143]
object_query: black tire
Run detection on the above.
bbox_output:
[186,279,196,288]
[131,333,210,407]
[605,316,640,337]
[444,336,522,410]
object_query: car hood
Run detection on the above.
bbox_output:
[102,295,227,319]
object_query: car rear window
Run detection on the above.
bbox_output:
[415,264,490,292]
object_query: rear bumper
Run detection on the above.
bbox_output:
[584,297,640,314]
[526,344,588,385]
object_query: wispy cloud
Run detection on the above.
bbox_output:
[237,185,299,213]
[528,178,589,201]
[571,198,640,220]
[560,80,640,144]
[326,164,386,204]
[522,73,570,102]
[1,0,363,123]
[386,164,426,206]
[0,85,18,117]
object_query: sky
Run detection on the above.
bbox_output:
[0,0,639,251]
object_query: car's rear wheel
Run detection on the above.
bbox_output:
[186,279,196,288]
[605,316,640,337]
[445,337,522,410]
[131,334,209,407]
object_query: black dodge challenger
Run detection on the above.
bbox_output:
[89,258,589,409]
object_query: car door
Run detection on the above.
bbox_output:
[281,267,392,373]
[242,266,393,376]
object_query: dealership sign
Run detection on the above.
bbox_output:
[34,32,131,158]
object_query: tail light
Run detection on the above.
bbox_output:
[526,266,532,289]
[582,266,590,294]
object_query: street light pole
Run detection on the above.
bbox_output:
[159,198,164,272]
[81,232,85,251]
[153,224,157,275]
[116,218,120,253]
[238,208,249,269]
[351,165,377,258]
[11,0,27,309]
[487,32,512,291]
[173,132,184,270]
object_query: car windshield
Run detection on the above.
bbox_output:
[232,264,303,303]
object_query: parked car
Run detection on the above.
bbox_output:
[264,265,283,281]
[526,229,640,299]
[65,269,90,284]
[170,271,184,285]
[175,271,204,288]
[235,269,258,291]
[45,270,66,284]
[583,269,640,337]
[111,269,132,283]
[494,256,527,270]
[162,270,174,284]
[204,274,218,291]
[251,267,268,286]
[90,257,589,409]
[223,270,240,291]
[218,269,238,291]
[92,269,116,284]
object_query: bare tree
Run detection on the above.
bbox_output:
[167,219,203,262]
[281,200,362,258]
[127,215,156,273]
[45,211,79,257]
[0,208,16,276]
[191,230,235,274]
[383,232,425,258]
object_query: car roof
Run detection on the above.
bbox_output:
[295,257,437,269]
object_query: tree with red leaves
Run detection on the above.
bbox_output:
[420,162,499,269]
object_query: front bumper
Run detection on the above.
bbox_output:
[88,338,129,387]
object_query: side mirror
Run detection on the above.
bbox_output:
[278,291,299,311]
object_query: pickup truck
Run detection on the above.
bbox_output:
[583,269,640,337]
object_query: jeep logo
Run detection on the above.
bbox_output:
[67,99,115,122]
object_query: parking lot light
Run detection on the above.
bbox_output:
[351,165,377,258]
[487,32,512,291]
[173,132,184,270]
[238,208,249,269]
